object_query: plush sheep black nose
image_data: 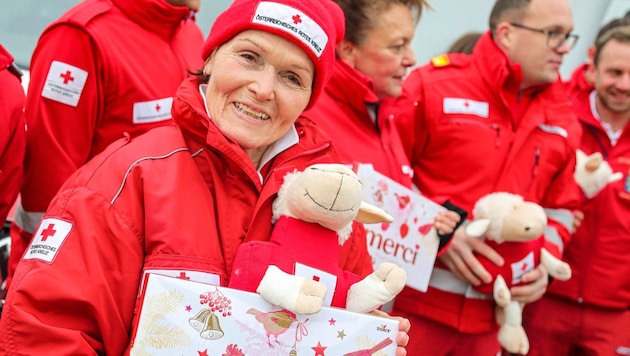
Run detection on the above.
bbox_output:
[525,227,531,231]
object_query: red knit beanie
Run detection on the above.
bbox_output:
[201,0,345,108]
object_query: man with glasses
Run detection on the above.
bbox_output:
[383,0,581,354]
[523,20,630,356]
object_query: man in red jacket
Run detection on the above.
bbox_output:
[6,0,204,288]
[523,19,630,356]
[384,0,581,354]
[0,44,26,301]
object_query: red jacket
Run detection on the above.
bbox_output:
[0,45,25,225]
[545,67,630,310]
[0,77,374,354]
[9,0,204,282]
[302,58,413,188]
[384,32,582,333]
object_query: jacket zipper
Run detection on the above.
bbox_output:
[448,118,501,147]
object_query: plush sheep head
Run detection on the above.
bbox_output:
[466,192,547,243]
[273,164,393,244]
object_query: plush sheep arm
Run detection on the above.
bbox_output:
[346,263,407,313]
[575,150,623,199]
[257,265,327,315]
[540,248,571,281]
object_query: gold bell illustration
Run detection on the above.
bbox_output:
[189,308,212,332]
[199,311,224,340]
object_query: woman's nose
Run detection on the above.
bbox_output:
[250,66,276,101]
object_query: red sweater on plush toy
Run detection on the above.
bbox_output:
[465,192,572,355]
[229,163,407,315]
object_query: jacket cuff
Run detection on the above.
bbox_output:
[437,200,468,254]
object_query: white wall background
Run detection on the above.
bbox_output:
[195,0,630,79]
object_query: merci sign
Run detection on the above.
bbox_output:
[354,164,444,292]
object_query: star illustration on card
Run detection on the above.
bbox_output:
[186,305,192,312]
[198,349,208,356]
[337,330,346,340]
[328,317,336,326]
[312,341,327,355]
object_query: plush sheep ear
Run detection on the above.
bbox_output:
[609,172,624,183]
[356,201,394,224]
[466,219,491,237]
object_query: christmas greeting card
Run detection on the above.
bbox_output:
[128,273,399,356]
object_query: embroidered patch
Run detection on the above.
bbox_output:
[443,97,489,118]
[431,54,450,67]
[253,2,328,58]
[132,97,173,124]
[510,251,535,285]
[41,61,88,107]
[295,262,337,307]
[23,218,73,263]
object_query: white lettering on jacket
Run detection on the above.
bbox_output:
[443,97,489,118]
[133,97,173,124]
[41,61,88,107]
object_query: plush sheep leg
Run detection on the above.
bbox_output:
[493,275,511,307]
[540,248,572,281]
[346,262,406,313]
[257,265,327,314]
[498,301,529,355]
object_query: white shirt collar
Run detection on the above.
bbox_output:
[590,90,621,146]
[198,84,300,175]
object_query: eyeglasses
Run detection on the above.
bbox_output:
[510,23,579,50]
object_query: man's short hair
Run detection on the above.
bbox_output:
[489,0,531,35]
[594,24,630,65]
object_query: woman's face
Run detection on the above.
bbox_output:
[342,3,417,99]
[204,30,314,154]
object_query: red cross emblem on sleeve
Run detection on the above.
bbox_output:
[40,223,57,241]
[23,218,74,263]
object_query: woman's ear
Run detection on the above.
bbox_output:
[203,50,217,76]
[336,39,357,67]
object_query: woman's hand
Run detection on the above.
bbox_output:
[370,309,410,356]
[433,210,461,235]
[510,264,549,304]
[439,227,504,286]
[572,210,584,233]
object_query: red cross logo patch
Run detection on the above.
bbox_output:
[23,217,73,263]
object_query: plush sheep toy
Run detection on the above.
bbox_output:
[574,149,623,198]
[229,163,407,315]
[466,192,572,355]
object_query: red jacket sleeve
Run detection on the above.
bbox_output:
[21,25,99,214]
[0,187,144,355]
